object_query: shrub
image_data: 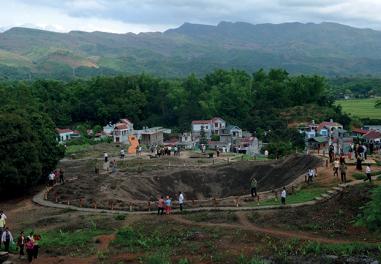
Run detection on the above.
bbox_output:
[114,214,127,221]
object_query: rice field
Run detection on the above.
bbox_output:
[335,98,381,119]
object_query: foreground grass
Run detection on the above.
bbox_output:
[39,227,108,256]
[335,98,380,119]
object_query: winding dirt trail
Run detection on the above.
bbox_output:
[170,212,353,244]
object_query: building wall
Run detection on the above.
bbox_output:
[192,123,212,133]
[113,129,129,143]
[58,132,73,142]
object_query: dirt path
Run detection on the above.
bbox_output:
[170,213,355,244]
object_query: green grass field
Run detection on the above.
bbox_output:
[335,98,380,119]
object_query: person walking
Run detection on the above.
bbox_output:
[104,152,108,163]
[281,187,287,205]
[340,162,347,183]
[157,196,165,215]
[48,171,55,187]
[59,167,64,184]
[165,196,172,215]
[0,211,5,246]
[17,231,25,258]
[33,234,41,259]
[120,149,125,159]
[333,158,340,177]
[1,227,13,252]
[250,177,257,197]
[25,237,34,263]
[178,192,185,212]
[364,165,372,182]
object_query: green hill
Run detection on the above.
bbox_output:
[3,22,381,79]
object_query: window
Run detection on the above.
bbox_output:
[215,123,218,127]
[205,126,208,129]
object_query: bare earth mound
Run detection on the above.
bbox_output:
[49,154,320,210]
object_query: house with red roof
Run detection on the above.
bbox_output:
[113,118,134,143]
[364,130,381,144]
[56,128,81,143]
[316,120,343,137]
[191,117,226,140]
[351,128,368,138]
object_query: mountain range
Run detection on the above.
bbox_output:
[1,21,381,80]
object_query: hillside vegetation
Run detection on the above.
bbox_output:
[3,22,381,79]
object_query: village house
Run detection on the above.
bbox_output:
[210,117,226,134]
[224,125,242,138]
[191,119,212,139]
[363,125,381,132]
[103,122,115,135]
[112,118,134,144]
[351,128,368,138]
[56,128,80,143]
[191,117,245,141]
[364,130,381,144]
[316,120,343,137]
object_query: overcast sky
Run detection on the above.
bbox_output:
[1,0,381,33]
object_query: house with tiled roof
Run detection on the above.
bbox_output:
[364,130,381,144]
[351,128,368,138]
[113,118,134,143]
[316,120,343,137]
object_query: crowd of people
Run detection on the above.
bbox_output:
[0,210,41,263]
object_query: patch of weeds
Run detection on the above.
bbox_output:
[184,211,238,223]
[178,258,190,264]
[237,254,268,264]
[114,214,127,221]
[40,227,107,256]
[111,226,191,253]
[142,252,171,264]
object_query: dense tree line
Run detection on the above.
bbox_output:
[0,69,351,195]
[329,77,381,99]
[15,69,347,130]
[0,83,64,198]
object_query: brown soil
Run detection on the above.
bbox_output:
[49,154,321,209]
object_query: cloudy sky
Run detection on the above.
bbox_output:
[1,0,381,33]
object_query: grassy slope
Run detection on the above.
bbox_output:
[335,98,381,119]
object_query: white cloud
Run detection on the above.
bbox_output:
[1,0,381,33]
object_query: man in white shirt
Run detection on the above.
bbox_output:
[104,152,108,163]
[1,227,13,252]
[0,210,6,241]
[364,165,372,182]
[178,192,185,212]
[48,172,55,186]
[281,187,287,205]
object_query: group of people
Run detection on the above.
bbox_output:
[157,192,184,215]
[48,168,64,186]
[0,210,41,263]
[332,157,348,183]
[155,146,180,157]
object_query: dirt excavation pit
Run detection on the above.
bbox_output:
[49,154,321,210]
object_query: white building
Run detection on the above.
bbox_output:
[210,117,226,134]
[56,128,74,143]
[112,118,134,143]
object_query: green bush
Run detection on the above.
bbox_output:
[114,214,127,221]
[357,185,381,231]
